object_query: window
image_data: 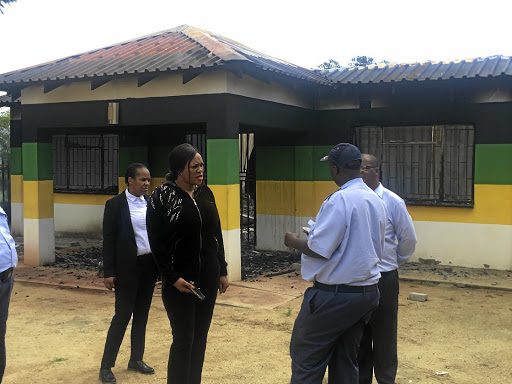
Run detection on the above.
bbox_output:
[355,125,474,207]
[53,134,118,194]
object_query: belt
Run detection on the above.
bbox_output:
[0,267,13,282]
[313,281,378,293]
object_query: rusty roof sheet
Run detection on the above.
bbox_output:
[0,25,329,87]
[319,55,512,84]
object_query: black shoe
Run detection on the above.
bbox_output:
[127,360,155,374]
[99,368,116,383]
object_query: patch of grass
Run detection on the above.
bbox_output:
[215,321,227,326]
[52,357,68,363]
[284,307,293,317]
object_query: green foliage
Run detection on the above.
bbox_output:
[0,110,10,162]
[0,111,9,156]
[0,0,17,13]
[52,357,68,363]
[349,56,376,67]
[318,57,390,70]
[284,307,293,317]
[318,59,341,70]
[349,56,390,67]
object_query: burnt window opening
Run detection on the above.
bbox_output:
[355,125,474,207]
[53,134,119,194]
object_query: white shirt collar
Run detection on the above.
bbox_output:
[374,183,385,199]
[125,189,145,202]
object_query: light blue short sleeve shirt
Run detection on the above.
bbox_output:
[302,178,387,286]
[0,207,17,273]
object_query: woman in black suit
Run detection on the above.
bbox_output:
[99,163,158,383]
[147,144,229,384]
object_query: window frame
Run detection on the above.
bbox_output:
[355,125,474,207]
[52,134,119,195]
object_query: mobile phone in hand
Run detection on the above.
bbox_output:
[191,286,205,301]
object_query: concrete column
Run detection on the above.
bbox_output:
[22,142,55,265]
[206,138,241,281]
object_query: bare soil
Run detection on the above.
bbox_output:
[5,240,512,384]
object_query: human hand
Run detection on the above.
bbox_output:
[103,277,116,290]
[284,232,299,248]
[218,275,229,294]
[173,277,195,294]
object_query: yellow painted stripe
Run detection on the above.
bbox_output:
[257,180,337,216]
[209,184,240,231]
[409,184,512,225]
[54,193,113,205]
[23,180,54,219]
[258,182,512,226]
[11,175,23,203]
[118,177,126,194]
[257,180,295,216]
[150,177,165,194]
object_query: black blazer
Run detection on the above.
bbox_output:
[102,191,153,280]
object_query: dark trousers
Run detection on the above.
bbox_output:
[101,254,157,368]
[0,274,13,383]
[290,286,380,384]
[162,257,220,384]
[357,270,399,384]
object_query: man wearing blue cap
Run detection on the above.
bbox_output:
[284,143,387,384]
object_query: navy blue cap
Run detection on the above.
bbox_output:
[320,143,362,169]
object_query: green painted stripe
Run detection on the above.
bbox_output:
[294,146,313,181]
[257,146,295,181]
[149,146,172,177]
[475,144,512,185]
[10,147,22,175]
[22,143,53,181]
[313,145,334,181]
[207,139,239,185]
[259,145,334,181]
[119,146,148,174]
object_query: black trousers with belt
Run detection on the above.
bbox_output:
[357,269,399,384]
[162,256,220,384]
[101,253,157,368]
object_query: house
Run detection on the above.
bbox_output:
[1,25,511,280]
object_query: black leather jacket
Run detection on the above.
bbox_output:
[147,182,228,285]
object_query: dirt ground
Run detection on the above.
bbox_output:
[4,242,512,384]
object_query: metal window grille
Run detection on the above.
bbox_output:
[53,134,119,194]
[239,133,256,244]
[186,133,207,184]
[355,125,474,207]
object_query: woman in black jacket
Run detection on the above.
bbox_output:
[147,143,229,384]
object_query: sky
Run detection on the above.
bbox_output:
[1,0,512,77]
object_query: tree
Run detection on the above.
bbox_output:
[318,59,341,70]
[349,56,390,67]
[0,110,10,162]
[0,0,17,13]
[349,56,376,67]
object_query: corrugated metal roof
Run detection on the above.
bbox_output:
[319,56,512,84]
[0,25,329,86]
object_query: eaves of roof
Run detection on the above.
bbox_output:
[319,55,512,84]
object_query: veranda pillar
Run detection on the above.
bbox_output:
[22,142,55,265]
[207,138,241,281]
